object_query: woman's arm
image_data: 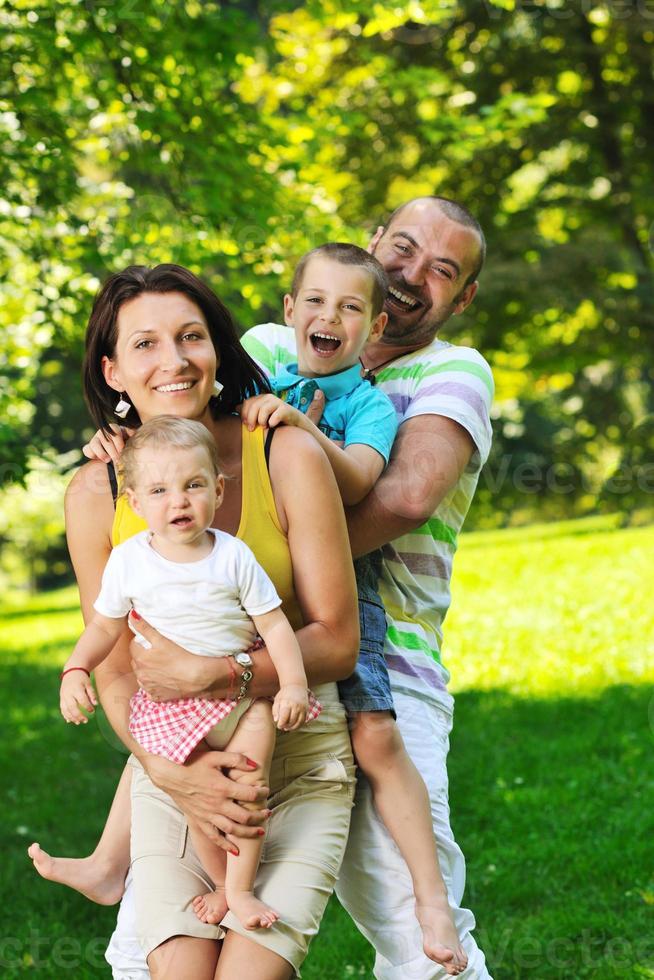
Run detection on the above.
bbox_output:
[64,462,269,848]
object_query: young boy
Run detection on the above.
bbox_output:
[240,242,467,975]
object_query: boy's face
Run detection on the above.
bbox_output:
[126,445,224,547]
[284,256,387,378]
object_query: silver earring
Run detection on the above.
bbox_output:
[213,379,224,397]
[114,393,132,419]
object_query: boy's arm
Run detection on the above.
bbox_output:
[240,394,384,505]
[251,606,310,731]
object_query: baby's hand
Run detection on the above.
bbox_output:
[239,395,307,433]
[82,424,135,463]
[60,670,98,725]
[272,684,309,731]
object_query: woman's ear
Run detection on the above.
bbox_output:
[368,311,388,343]
[283,294,295,327]
[101,355,123,393]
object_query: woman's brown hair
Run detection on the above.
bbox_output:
[82,264,270,432]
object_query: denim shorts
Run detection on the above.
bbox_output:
[338,597,395,716]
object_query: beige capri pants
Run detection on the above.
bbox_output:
[130,682,355,976]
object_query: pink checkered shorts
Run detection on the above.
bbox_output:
[129,688,322,764]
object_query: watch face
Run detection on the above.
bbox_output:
[235,652,253,667]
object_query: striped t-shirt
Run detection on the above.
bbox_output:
[242,323,494,713]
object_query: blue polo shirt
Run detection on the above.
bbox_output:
[270,361,398,464]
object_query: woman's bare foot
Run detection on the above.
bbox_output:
[192,886,228,925]
[228,890,279,930]
[416,899,468,975]
[27,842,127,906]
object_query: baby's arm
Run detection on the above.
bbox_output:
[251,607,309,732]
[240,394,384,505]
[60,613,125,724]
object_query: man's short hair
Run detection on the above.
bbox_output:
[292,242,388,317]
[383,196,486,285]
[120,416,220,491]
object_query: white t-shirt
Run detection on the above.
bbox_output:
[94,528,281,657]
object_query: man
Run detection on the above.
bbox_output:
[242,196,494,978]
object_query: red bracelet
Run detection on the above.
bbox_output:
[61,667,91,680]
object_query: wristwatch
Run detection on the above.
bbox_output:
[232,651,254,701]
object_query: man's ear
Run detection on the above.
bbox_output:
[368,311,388,343]
[283,294,295,327]
[101,355,123,393]
[453,281,478,316]
[125,487,142,516]
[367,226,385,254]
[215,473,225,508]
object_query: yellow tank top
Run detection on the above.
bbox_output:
[111,425,304,631]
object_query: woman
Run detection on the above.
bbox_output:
[63,264,359,979]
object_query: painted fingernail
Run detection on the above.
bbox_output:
[130,610,142,620]
[246,757,258,768]
[257,828,265,836]
[230,848,239,856]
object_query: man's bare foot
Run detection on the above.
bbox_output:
[192,886,228,925]
[228,890,279,930]
[27,842,127,906]
[416,899,468,975]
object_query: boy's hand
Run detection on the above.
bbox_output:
[82,424,135,463]
[272,684,309,731]
[60,672,98,725]
[239,395,309,433]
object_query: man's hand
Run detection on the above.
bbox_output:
[82,424,135,463]
[239,394,310,432]
[146,749,270,853]
[128,611,213,700]
[272,684,309,731]
[60,671,98,724]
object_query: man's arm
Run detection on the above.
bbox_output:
[345,414,476,558]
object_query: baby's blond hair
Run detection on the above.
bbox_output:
[120,416,220,490]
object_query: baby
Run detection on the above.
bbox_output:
[58,415,319,931]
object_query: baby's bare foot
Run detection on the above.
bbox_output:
[192,887,228,925]
[228,890,279,930]
[27,842,127,906]
[415,899,468,976]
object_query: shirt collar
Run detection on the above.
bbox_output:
[273,361,365,398]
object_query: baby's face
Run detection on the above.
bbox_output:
[285,256,385,378]
[126,445,222,546]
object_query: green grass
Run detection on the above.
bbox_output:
[2,517,653,978]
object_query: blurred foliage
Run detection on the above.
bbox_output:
[1,0,653,529]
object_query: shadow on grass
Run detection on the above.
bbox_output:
[0,603,81,621]
[3,661,653,979]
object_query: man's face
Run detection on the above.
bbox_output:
[370,200,481,346]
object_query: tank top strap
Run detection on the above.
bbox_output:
[237,424,285,540]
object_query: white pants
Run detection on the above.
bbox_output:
[335,690,492,979]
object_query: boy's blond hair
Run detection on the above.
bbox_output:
[120,416,220,490]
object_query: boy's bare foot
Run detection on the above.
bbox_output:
[228,890,279,930]
[27,842,127,906]
[192,886,228,925]
[416,899,468,976]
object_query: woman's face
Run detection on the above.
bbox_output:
[102,291,218,425]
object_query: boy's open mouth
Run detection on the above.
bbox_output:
[310,332,342,353]
[171,516,192,526]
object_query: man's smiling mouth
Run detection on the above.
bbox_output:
[387,285,420,311]
[310,332,342,353]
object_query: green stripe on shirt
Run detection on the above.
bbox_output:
[387,624,441,664]
[378,359,494,396]
[412,517,458,548]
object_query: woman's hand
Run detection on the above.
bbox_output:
[82,424,135,463]
[128,611,217,700]
[145,750,270,853]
